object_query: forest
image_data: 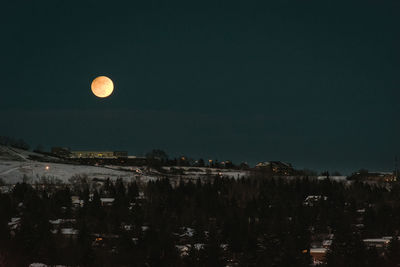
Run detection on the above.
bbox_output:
[1,175,400,266]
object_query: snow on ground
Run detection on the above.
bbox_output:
[0,145,58,161]
[0,160,249,184]
[0,145,157,184]
[0,145,249,184]
[161,166,249,179]
[0,160,154,184]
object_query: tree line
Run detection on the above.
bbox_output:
[1,176,400,266]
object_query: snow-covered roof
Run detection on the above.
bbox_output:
[100,198,115,203]
[220,244,229,250]
[363,238,390,243]
[304,195,328,204]
[322,240,332,247]
[194,243,205,250]
[10,217,20,223]
[317,176,347,181]
[310,248,327,253]
[180,227,195,237]
[0,185,12,193]
[60,228,79,235]
[29,264,47,267]
[72,199,84,206]
[8,217,21,228]
[49,218,76,225]
[123,224,133,231]
[49,219,62,225]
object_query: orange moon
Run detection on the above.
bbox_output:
[91,76,114,98]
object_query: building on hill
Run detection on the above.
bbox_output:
[114,151,128,158]
[255,161,295,175]
[69,151,128,159]
[350,171,397,183]
[51,147,128,159]
[70,151,115,158]
[51,147,71,158]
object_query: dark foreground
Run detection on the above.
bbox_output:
[1,175,400,267]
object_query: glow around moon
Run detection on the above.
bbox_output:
[91,76,114,98]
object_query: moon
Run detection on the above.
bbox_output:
[91,76,114,98]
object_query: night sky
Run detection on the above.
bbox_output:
[1,0,399,173]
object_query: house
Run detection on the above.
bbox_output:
[121,223,133,231]
[69,151,128,159]
[59,228,79,239]
[310,248,327,265]
[29,264,48,267]
[49,218,76,230]
[363,238,391,249]
[51,147,71,158]
[91,233,120,248]
[176,245,191,257]
[71,196,84,207]
[8,217,21,236]
[322,240,332,248]
[8,217,20,228]
[303,195,328,207]
[180,227,195,238]
[255,161,295,175]
[0,185,13,194]
[136,191,146,200]
[49,219,63,226]
[350,171,397,183]
[100,198,115,206]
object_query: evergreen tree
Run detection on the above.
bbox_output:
[386,235,400,266]
[326,228,368,267]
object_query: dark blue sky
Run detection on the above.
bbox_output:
[1,0,399,173]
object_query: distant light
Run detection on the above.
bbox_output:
[45,166,50,170]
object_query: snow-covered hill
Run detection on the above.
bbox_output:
[0,160,151,184]
[0,145,249,184]
[0,145,154,183]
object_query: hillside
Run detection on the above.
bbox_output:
[0,145,248,184]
